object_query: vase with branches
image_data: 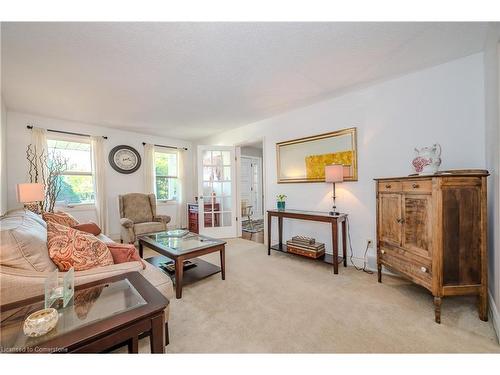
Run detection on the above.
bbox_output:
[26,144,68,212]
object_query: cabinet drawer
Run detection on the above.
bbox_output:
[380,247,432,289]
[402,180,432,193]
[379,244,431,264]
[378,181,402,192]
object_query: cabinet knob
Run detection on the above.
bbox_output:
[385,184,392,188]
[396,218,405,224]
[412,183,420,189]
[420,266,427,273]
[380,250,385,254]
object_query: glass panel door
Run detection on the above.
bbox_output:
[197,145,237,238]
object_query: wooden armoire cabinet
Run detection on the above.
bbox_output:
[375,171,489,323]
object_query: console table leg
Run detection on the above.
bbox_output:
[342,220,347,267]
[332,221,339,274]
[278,216,283,249]
[220,247,226,280]
[267,214,271,255]
[139,242,144,258]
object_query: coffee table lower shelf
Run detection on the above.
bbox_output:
[270,244,344,266]
[145,256,221,286]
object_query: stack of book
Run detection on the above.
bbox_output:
[286,236,325,259]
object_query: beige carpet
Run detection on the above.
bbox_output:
[137,238,499,353]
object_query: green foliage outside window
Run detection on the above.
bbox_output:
[155,151,178,200]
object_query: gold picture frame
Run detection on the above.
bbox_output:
[276,127,358,183]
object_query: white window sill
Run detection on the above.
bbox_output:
[54,203,96,212]
[157,200,178,206]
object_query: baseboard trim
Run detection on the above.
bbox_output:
[489,290,500,344]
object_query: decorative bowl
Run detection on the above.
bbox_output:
[23,308,59,337]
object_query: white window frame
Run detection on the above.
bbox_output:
[154,148,179,203]
[47,134,96,209]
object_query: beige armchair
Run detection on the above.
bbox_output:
[119,193,171,244]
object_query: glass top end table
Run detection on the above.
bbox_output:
[0,273,168,353]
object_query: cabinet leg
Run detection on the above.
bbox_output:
[479,290,488,322]
[377,263,382,283]
[434,296,442,324]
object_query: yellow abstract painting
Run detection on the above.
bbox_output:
[305,150,353,179]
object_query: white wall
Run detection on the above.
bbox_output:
[0,99,7,215]
[201,53,486,267]
[6,111,194,239]
[483,23,500,339]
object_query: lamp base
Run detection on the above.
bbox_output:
[329,211,340,216]
[24,202,41,214]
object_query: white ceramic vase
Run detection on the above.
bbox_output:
[412,143,442,175]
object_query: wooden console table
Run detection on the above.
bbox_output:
[267,209,348,274]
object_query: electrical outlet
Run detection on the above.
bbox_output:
[367,239,374,248]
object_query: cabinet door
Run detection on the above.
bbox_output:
[402,194,432,259]
[442,184,482,286]
[378,193,402,247]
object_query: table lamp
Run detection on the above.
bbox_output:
[325,165,344,216]
[17,183,45,213]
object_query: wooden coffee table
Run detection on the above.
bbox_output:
[138,232,226,299]
[0,272,168,353]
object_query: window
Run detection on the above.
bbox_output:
[47,138,95,205]
[154,150,178,201]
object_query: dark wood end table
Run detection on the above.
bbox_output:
[0,272,169,353]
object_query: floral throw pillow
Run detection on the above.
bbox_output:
[47,222,114,271]
[42,211,79,227]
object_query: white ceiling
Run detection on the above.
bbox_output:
[1,22,491,140]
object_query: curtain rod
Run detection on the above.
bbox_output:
[142,142,188,151]
[26,125,108,139]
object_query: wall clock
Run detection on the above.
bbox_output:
[108,145,142,174]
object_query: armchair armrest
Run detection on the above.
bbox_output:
[120,217,134,228]
[154,215,171,224]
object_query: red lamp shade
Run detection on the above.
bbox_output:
[16,183,45,203]
[325,165,344,183]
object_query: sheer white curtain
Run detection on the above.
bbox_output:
[30,127,48,184]
[176,149,187,229]
[91,136,108,234]
[144,143,155,194]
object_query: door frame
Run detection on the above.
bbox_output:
[234,138,266,241]
[240,155,263,220]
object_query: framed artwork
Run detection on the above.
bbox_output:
[276,127,358,183]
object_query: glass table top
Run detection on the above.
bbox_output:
[143,231,225,255]
[0,278,146,350]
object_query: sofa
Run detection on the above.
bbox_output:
[119,193,171,244]
[0,209,174,344]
